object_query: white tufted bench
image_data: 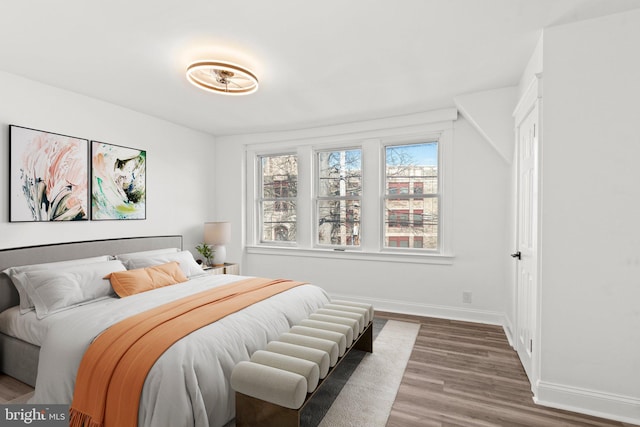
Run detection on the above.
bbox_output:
[231,300,374,427]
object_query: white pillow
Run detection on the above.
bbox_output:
[12,260,126,319]
[114,247,180,262]
[2,255,112,314]
[122,250,204,278]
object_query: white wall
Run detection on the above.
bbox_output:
[518,34,543,100]
[454,86,518,163]
[215,113,511,324]
[536,10,640,423]
[0,71,215,253]
[454,86,519,339]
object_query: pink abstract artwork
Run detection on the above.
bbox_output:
[10,126,88,222]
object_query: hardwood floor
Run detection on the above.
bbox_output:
[378,311,637,427]
[0,374,33,403]
[0,313,636,426]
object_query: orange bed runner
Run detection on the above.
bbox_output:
[69,277,306,427]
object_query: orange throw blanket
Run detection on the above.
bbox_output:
[69,277,306,427]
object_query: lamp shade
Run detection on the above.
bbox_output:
[204,222,231,245]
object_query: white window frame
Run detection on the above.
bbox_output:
[245,110,455,264]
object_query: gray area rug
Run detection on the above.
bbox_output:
[301,318,387,426]
[315,319,420,427]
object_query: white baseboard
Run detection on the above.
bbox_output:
[534,381,640,425]
[327,292,504,326]
[501,314,515,348]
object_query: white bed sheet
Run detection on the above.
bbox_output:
[30,273,330,427]
[0,296,125,346]
[0,306,43,345]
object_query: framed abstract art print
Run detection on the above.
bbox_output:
[10,125,89,222]
[91,141,146,220]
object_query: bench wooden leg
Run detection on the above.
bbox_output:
[353,322,373,353]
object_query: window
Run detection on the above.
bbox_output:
[388,210,410,227]
[389,182,409,195]
[413,210,424,227]
[259,154,297,243]
[384,142,438,250]
[246,108,455,262]
[316,149,362,247]
[388,236,409,247]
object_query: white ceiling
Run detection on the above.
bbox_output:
[1,0,639,136]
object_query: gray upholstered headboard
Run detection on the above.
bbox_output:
[0,235,183,313]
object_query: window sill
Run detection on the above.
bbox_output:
[245,245,454,265]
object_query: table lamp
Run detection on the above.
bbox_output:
[204,221,231,265]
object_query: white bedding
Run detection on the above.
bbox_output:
[0,295,129,346]
[0,306,45,345]
[29,273,330,427]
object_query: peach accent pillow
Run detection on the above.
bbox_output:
[106,261,188,297]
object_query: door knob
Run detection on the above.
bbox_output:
[511,251,522,260]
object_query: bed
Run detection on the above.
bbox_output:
[0,236,330,427]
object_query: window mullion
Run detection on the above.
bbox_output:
[360,139,381,252]
[297,145,312,248]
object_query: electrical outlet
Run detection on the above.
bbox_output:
[463,291,472,304]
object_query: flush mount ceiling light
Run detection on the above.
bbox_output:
[186,61,259,95]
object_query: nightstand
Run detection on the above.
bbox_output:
[204,263,240,275]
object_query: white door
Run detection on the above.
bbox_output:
[514,101,539,381]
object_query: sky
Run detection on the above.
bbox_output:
[386,141,438,166]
